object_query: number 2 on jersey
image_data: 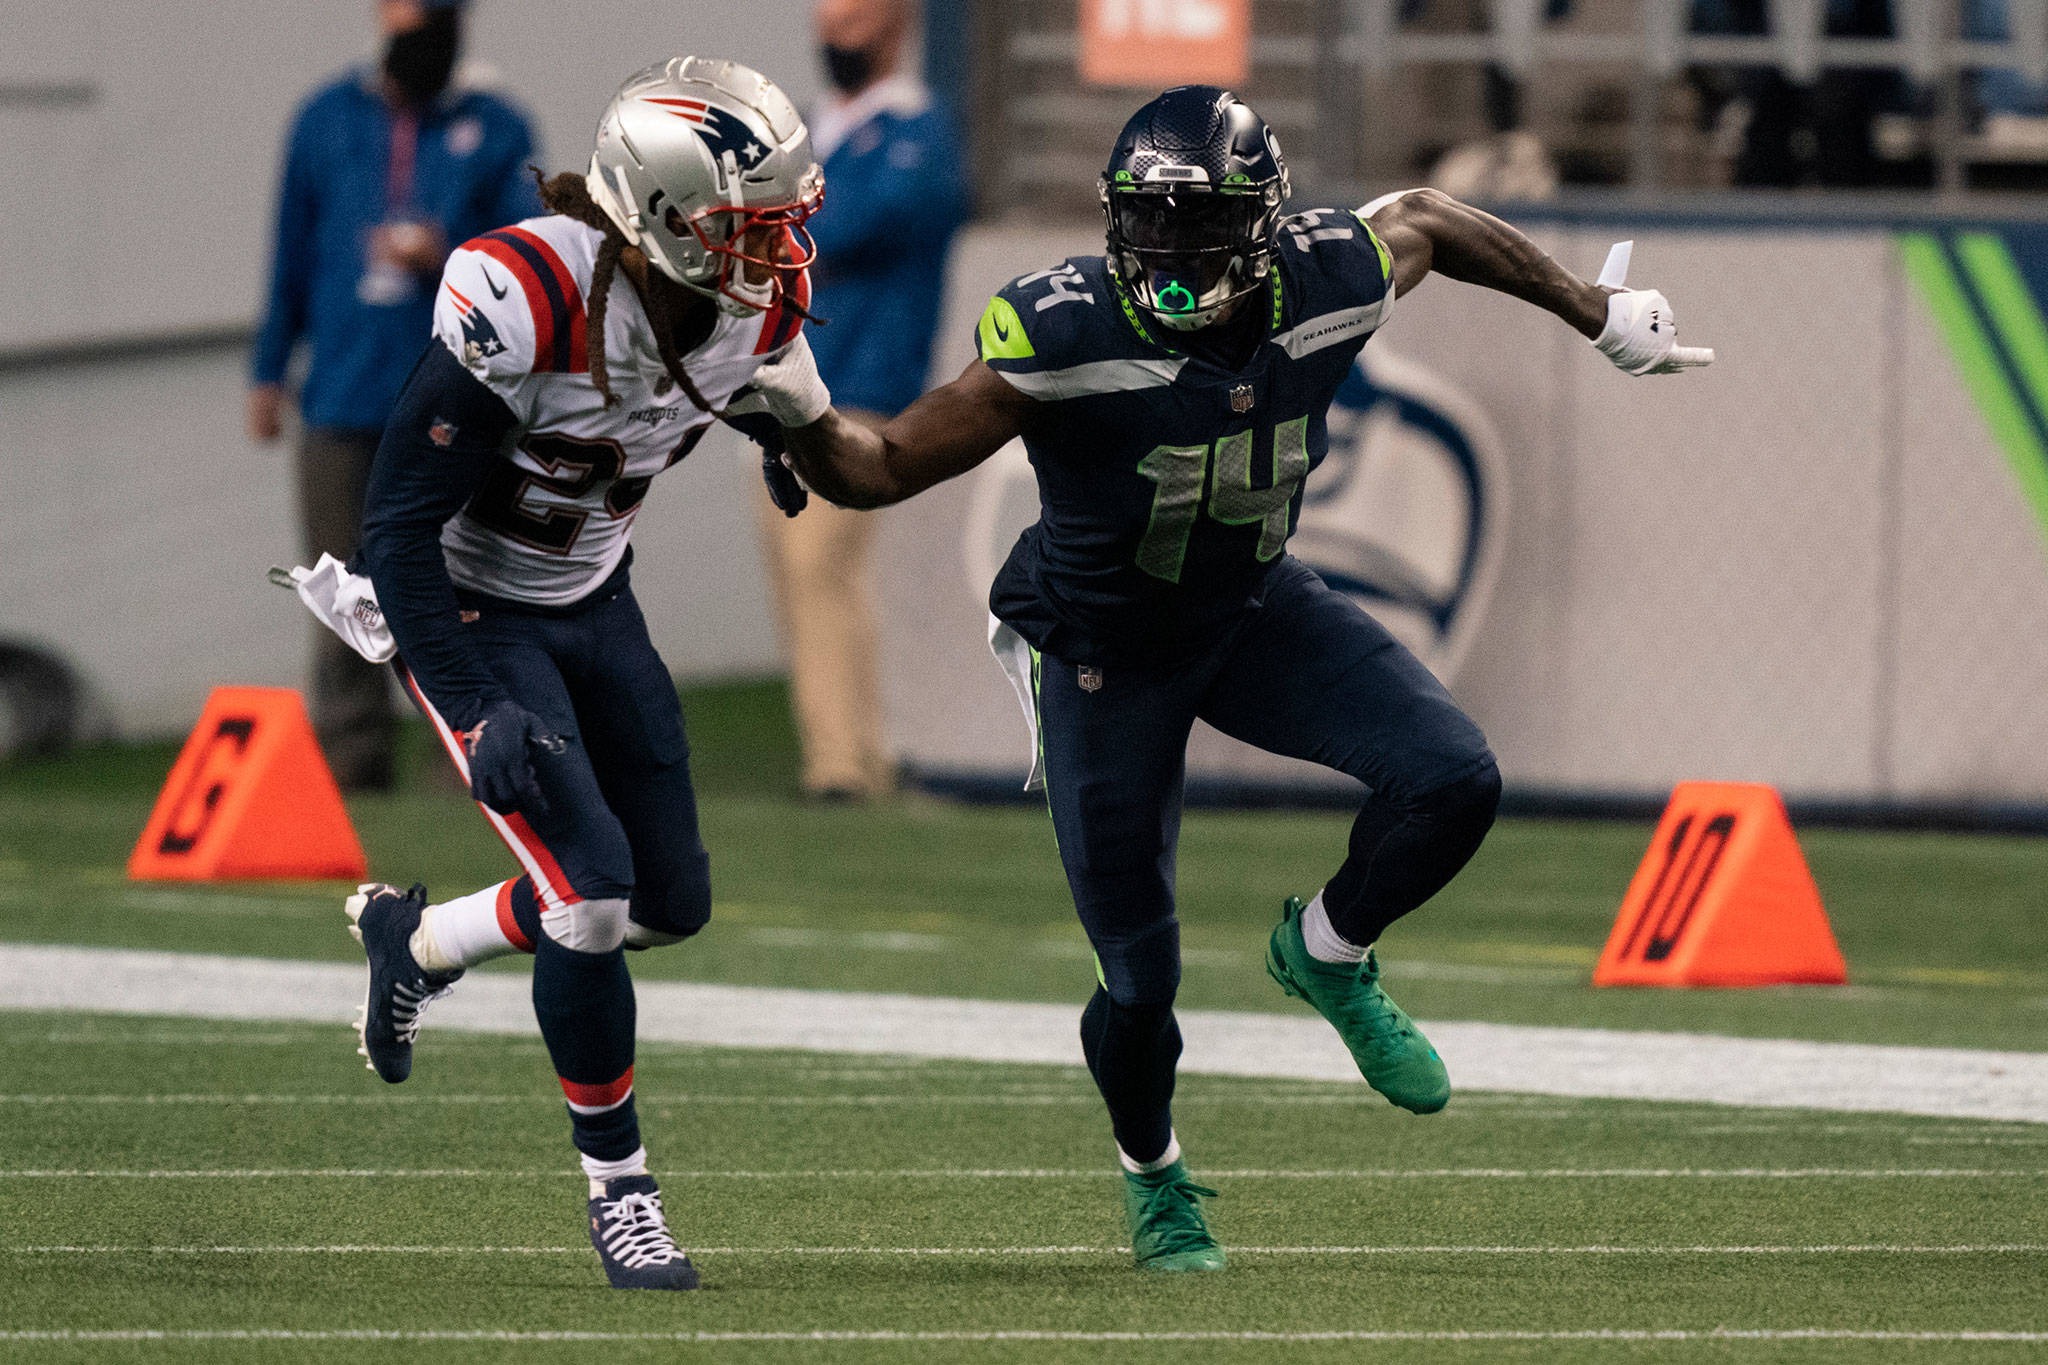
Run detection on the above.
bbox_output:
[466,429,703,555]
[1134,416,1310,583]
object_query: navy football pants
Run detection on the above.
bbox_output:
[1032,557,1499,1010]
[406,583,713,943]
[1033,558,1498,1162]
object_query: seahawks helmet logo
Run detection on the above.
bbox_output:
[647,98,771,173]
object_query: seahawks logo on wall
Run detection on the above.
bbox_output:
[961,347,1506,684]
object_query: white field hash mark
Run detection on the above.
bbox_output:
[2,1329,2047,1344]
[4,1167,2045,1180]
[8,1244,2048,1256]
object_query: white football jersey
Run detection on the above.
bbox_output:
[428,214,807,606]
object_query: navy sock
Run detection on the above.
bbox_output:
[1079,987,1181,1165]
[506,877,544,950]
[532,931,641,1160]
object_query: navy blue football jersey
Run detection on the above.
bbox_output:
[980,208,1396,663]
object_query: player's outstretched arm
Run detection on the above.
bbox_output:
[755,351,1032,510]
[1366,187,1714,376]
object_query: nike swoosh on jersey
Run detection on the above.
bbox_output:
[482,265,510,300]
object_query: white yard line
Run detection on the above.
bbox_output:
[4,942,2046,1122]
[1,1167,2041,1180]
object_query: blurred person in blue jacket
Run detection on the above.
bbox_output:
[757,0,966,801]
[248,0,539,790]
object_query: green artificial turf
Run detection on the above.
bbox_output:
[0,1011,2043,1363]
[2,681,2044,1051]
[3,679,2046,1360]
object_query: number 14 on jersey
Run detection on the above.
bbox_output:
[1135,415,1310,583]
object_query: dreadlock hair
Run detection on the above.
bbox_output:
[532,167,720,415]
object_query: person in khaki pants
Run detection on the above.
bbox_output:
[756,451,893,802]
[761,0,965,800]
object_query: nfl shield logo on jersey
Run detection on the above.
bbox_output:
[1077,665,1104,693]
[1230,383,1255,413]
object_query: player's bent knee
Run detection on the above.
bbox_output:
[540,896,632,954]
[1424,755,1503,836]
[623,923,689,951]
[625,860,712,946]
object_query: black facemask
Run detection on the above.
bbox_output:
[384,10,461,108]
[821,43,876,94]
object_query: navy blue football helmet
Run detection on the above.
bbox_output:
[1100,86,1290,331]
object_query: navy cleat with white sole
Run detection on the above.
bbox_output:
[344,882,461,1084]
[589,1174,700,1290]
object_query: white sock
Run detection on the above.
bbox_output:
[1118,1132,1182,1175]
[583,1144,650,1198]
[410,880,526,972]
[1301,891,1369,965]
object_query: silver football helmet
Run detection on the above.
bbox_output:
[585,57,824,316]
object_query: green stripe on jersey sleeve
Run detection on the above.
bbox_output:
[1354,212,1396,293]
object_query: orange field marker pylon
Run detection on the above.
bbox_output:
[1593,781,1846,988]
[128,686,367,882]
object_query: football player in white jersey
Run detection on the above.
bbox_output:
[348,57,821,1291]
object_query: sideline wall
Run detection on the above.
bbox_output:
[1,0,820,350]
[0,345,783,734]
[11,184,2048,811]
[873,219,2048,809]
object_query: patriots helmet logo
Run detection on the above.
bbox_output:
[646,98,771,173]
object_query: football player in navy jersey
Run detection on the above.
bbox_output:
[738,84,1713,1273]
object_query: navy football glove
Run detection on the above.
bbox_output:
[724,401,808,517]
[762,445,808,518]
[463,699,565,816]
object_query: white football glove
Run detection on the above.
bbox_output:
[268,554,396,664]
[1589,241,1715,377]
[727,332,833,428]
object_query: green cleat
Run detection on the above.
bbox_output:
[1121,1160,1226,1273]
[1266,896,1451,1114]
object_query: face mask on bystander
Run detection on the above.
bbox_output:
[385,9,461,107]
[820,43,875,95]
